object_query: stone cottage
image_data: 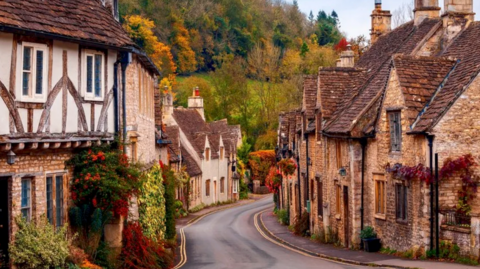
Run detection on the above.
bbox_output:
[279,0,480,256]
[0,0,160,265]
[162,88,242,208]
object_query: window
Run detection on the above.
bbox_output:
[206,180,211,196]
[233,180,238,194]
[21,178,32,221]
[336,140,342,169]
[84,50,104,100]
[316,113,322,142]
[335,184,341,214]
[20,43,47,101]
[131,137,138,162]
[46,174,66,227]
[220,147,224,160]
[388,111,402,152]
[220,177,225,193]
[395,184,408,222]
[317,180,323,217]
[374,174,386,217]
[205,148,210,161]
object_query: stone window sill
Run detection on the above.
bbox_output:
[396,219,408,225]
[335,214,341,220]
[375,214,386,221]
[441,224,471,234]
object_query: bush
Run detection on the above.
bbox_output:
[120,222,173,269]
[276,209,289,225]
[360,226,377,240]
[188,203,205,213]
[293,212,310,236]
[239,179,249,200]
[9,216,70,269]
[161,164,177,240]
[138,164,166,241]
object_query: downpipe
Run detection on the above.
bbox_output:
[427,135,434,252]
[120,52,131,154]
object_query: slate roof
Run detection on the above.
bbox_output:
[208,119,240,157]
[393,55,457,122]
[0,0,133,48]
[318,68,367,119]
[324,19,442,135]
[172,108,210,156]
[411,22,480,133]
[181,145,202,177]
[164,126,180,163]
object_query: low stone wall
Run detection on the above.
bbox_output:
[440,225,471,255]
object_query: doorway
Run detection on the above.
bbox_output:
[214,181,217,203]
[343,186,349,248]
[0,178,9,267]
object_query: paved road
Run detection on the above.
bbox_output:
[181,197,368,269]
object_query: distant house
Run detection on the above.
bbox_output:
[163,88,242,207]
[278,0,480,257]
[0,0,160,263]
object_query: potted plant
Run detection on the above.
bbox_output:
[361,226,381,252]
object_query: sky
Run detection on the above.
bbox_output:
[293,0,480,39]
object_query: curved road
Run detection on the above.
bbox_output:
[180,197,367,269]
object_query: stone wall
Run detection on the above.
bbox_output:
[0,149,73,241]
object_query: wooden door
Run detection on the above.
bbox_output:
[214,181,217,203]
[0,178,9,267]
[343,186,349,248]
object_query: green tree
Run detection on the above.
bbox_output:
[300,42,310,57]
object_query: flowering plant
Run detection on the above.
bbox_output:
[265,167,282,194]
[66,145,141,217]
[278,159,297,176]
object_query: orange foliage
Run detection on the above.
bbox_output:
[170,18,197,74]
[248,150,276,185]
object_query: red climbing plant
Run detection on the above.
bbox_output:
[265,167,282,194]
[278,159,297,176]
[386,154,478,215]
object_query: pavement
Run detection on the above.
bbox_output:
[175,196,372,269]
[260,206,479,269]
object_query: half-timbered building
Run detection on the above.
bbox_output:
[0,0,160,262]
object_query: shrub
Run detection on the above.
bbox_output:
[160,163,177,240]
[293,212,310,236]
[138,164,166,241]
[239,179,249,200]
[276,209,289,225]
[9,216,70,269]
[311,227,326,244]
[120,222,173,269]
[360,226,377,239]
[248,150,276,185]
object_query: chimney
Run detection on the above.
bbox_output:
[370,0,392,44]
[443,0,475,22]
[414,0,441,26]
[162,90,174,125]
[103,0,119,21]
[336,44,355,68]
[188,87,205,121]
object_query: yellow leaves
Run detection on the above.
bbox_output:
[171,21,197,74]
[123,15,176,78]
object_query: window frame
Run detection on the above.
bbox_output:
[46,173,67,227]
[388,111,402,152]
[130,137,138,162]
[374,174,386,219]
[233,179,238,194]
[19,42,48,102]
[317,179,323,217]
[205,148,210,162]
[82,49,105,101]
[21,178,32,222]
[335,183,341,214]
[206,179,211,197]
[336,140,342,169]
[395,183,408,223]
[220,147,224,160]
[220,177,225,194]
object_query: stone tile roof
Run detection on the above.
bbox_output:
[318,68,367,119]
[302,75,318,119]
[0,0,133,48]
[173,108,210,156]
[181,145,202,177]
[165,126,180,163]
[208,119,239,157]
[393,55,456,122]
[412,22,480,133]
[324,19,442,135]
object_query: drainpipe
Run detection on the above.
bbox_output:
[427,135,434,252]
[113,61,120,136]
[120,52,131,154]
[296,139,302,217]
[304,132,310,214]
[360,138,367,234]
[435,153,439,258]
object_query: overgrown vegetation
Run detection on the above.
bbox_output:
[293,212,310,237]
[160,163,177,241]
[9,216,70,269]
[275,209,289,226]
[248,150,276,185]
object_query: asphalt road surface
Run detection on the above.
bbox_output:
[181,197,368,269]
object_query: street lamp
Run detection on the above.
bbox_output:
[7,150,16,165]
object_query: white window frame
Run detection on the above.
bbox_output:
[82,49,105,101]
[233,179,238,194]
[19,42,48,103]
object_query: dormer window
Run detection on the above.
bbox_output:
[205,148,210,161]
[83,50,104,100]
[19,42,48,102]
